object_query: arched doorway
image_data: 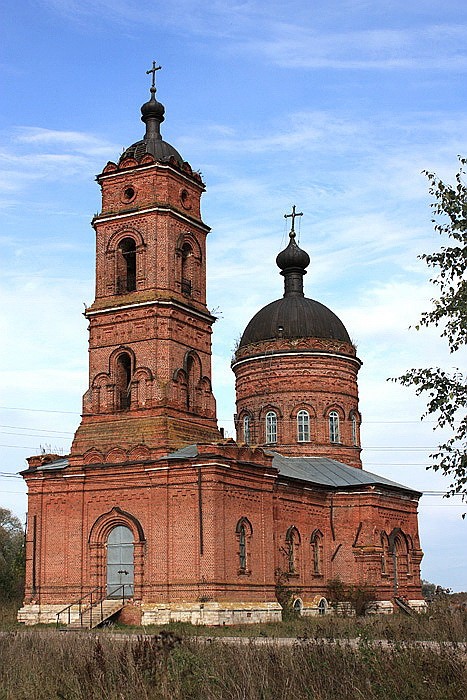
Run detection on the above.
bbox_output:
[107,525,134,598]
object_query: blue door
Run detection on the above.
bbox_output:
[106,526,134,598]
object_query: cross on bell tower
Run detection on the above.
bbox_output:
[69,70,222,464]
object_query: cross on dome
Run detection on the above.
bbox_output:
[284,205,303,238]
[146,61,162,89]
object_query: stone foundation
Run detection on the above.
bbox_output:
[17,604,81,626]
[408,599,428,613]
[141,601,282,626]
[365,600,394,615]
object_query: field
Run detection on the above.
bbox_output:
[0,602,466,700]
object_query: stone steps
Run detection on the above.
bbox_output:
[66,600,125,629]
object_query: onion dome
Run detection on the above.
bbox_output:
[120,63,183,165]
[276,231,310,274]
[238,211,351,348]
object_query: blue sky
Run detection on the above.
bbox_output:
[1,1,466,591]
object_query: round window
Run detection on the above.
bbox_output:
[180,189,191,210]
[123,186,136,202]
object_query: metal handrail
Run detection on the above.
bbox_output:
[56,586,103,628]
[56,583,132,628]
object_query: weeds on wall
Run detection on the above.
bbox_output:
[327,577,376,616]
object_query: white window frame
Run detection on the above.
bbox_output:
[351,412,358,446]
[329,410,340,443]
[265,411,277,444]
[243,415,250,445]
[297,410,310,442]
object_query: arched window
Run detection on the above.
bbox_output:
[310,529,324,575]
[116,352,132,410]
[329,410,340,443]
[236,518,252,573]
[318,598,327,616]
[181,242,193,297]
[116,237,136,293]
[185,353,200,411]
[297,410,310,442]
[381,532,390,575]
[243,415,251,445]
[265,411,277,444]
[393,533,409,582]
[285,526,300,574]
[238,523,247,569]
[351,412,358,446]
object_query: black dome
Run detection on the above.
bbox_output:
[239,296,351,348]
[276,237,310,271]
[119,81,184,165]
[120,138,183,164]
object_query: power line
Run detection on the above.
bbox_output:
[0,406,463,424]
[0,424,74,435]
[0,406,79,415]
[0,431,70,440]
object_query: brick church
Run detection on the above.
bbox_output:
[19,68,425,626]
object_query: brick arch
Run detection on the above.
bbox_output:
[236,516,253,573]
[106,228,146,295]
[237,408,255,444]
[89,372,111,413]
[108,346,136,375]
[133,366,154,382]
[323,403,345,419]
[290,403,316,419]
[388,527,412,588]
[109,347,135,411]
[128,445,151,461]
[92,371,111,388]
[310,528,324,576]
[132,366,155,408]
[176,231,202,259]
[176,232,202,298]
[236,516,253,537]
[388,527,409,554]
[89,507,145,545]
[378,530,390,576]
[258,403,283,420]
[286,525,301,545]
[172,368,188,408]
[348,408,362,422]
[83,449,105,465]
[106,227,145,254]
[285,525,301,575]
[183,350,202,378]
[88,508,145,599]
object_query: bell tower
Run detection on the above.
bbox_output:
[70,64,221,464]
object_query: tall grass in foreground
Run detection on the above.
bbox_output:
[0,630,465,700]
[132,604,467,642]
[0,601,20,630]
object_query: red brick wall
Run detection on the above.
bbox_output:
[233,337,362,468]
[23,448,422,606]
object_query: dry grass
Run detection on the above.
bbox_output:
[111,602,467,643]
[1,601,465,699]
[0,630,465,700]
